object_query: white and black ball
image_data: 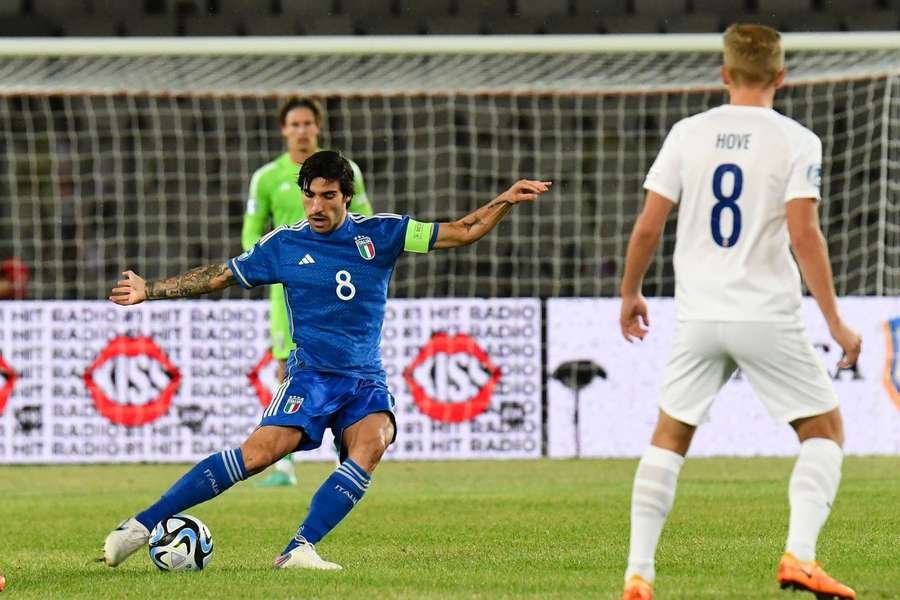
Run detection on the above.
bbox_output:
[148,514,213,571]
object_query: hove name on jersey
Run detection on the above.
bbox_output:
[715,133,751,150]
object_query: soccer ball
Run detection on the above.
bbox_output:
[148,514,213,571]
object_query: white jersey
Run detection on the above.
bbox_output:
[644,104,822,322]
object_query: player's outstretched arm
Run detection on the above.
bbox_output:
[619,191,674,342]
[786,198,862,367]
[432,179,551,249]
[109,262,237,305]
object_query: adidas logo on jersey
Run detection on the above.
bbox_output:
[298,254,316,265]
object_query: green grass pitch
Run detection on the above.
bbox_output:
[0,457,897,599]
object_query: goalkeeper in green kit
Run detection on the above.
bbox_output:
[242,97,373,487]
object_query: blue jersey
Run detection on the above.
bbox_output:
[228,213,439,382]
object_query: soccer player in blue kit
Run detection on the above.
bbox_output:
[103,150,551,570]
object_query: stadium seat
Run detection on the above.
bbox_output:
[542,14,600,33]
[755,0,812,15]
[844,11,900,31]
[692,0,746,13]
[338,0,395,18]
[572,0,627,17]
[301,14,356,34]
[182,15,240,35]
[820,0,881,16]
[600,15,660,33]
[426,16,484,34]
[93,0,149,18]
[278,0,336,19]
[174,0,208,15]
[62,16,121,35]
[732,11,781,28]
[32,0,90,17]
[485,16,548,34]
[218,0,276,17]
[395,0,453,18]
[663,13,720,33]
[0,0,19,16]
[514,0,570,18]
[241,15,300,35]
[121,15,178,35]
[0,14,56,35]
[633,0,686,17]
[454,0,512,18]
[358,16,425,34]
[781,12,842,32]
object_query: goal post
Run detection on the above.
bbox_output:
[0,34,897,300]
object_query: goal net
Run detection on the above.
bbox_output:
[0,35,897,300]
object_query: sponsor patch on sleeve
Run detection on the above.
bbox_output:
[806,164,822,188]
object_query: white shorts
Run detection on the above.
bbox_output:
[659,320,839,426]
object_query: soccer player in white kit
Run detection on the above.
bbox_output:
[618,25,861,600]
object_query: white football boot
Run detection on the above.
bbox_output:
[103,517,150,567]
[273,537,342,571]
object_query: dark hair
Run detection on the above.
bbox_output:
[278,96,323,126]
[298,150,355,203]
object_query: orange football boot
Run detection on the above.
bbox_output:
[621,574,653,600]
[777,552,856,599]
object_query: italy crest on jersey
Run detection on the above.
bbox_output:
[283,396,304,415]
[355,235,375,260]
[885,317,900,412]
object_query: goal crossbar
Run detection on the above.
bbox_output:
[1,33,900,57]
[0,34,898,97]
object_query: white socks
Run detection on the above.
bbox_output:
[624,438,842,582]
[625,445,685,583]
[785,438,843,562]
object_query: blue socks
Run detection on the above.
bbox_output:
[283,458,370,553]
[134,451,369,555]
[135,448,247,531]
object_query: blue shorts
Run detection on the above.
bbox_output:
[259,368,396,457]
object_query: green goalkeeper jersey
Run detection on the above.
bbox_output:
[241,152,372,249]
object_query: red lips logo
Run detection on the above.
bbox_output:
[247,350,279,408]
[83,336,181,427]
[0,353,17,417]
[403,333,501,423]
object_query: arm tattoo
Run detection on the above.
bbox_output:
[146,262,231,300]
